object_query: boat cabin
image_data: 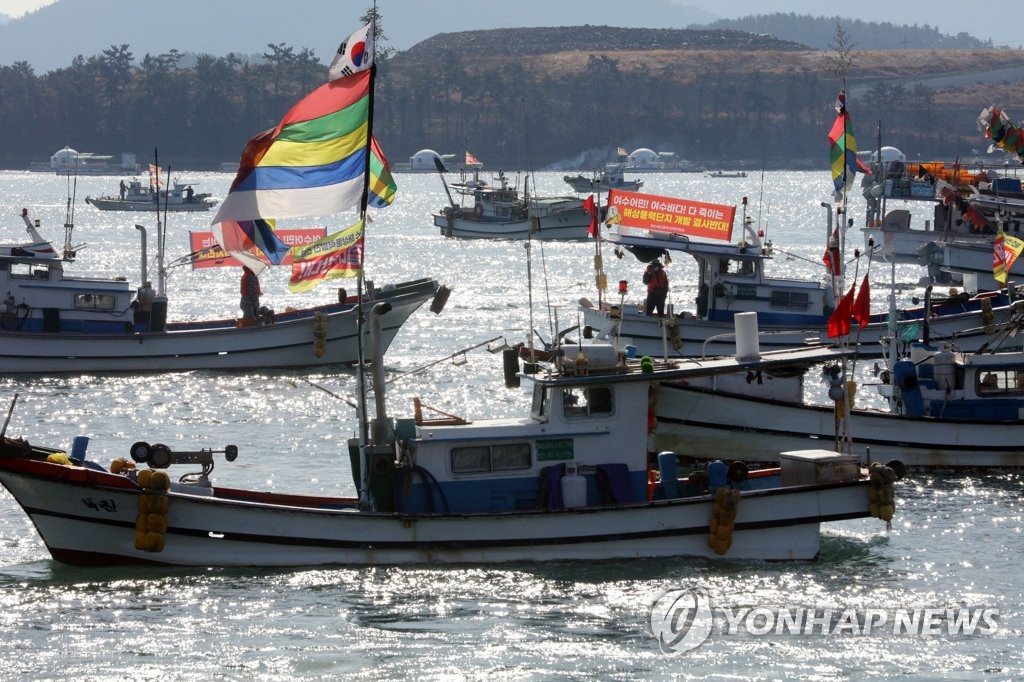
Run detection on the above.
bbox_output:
[886,342,1024,420]
[358,345,652,514]
[1,211,139,333]
[608,226,834,326]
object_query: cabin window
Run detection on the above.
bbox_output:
[977,368,1024,395]
[722,259,755,277]
[532,386,547,418]
[770,290,810,310]
[74,293,116,311]
[562,386,614,418]
[8,262,49,280]
[450,442,531,474]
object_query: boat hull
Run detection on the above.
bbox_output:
[0,278,439,373]
[652,383,1024,469]
[433,211,591,240]
[0,456,872,566]
[581,298,1022,358]
[84,196,215,212]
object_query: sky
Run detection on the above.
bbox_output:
[0,0,1020,48]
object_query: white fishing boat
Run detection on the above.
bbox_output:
[85,179,217,212]
[433,170,592,240]
[580,191,1020,358]
[650,320,1024,469]
[0,315,895,566]
[563,164,643,193]
[0,208,444,373]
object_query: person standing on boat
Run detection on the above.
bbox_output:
[642,259,669,316]
[240,266,262,322]
[119,180,127,200]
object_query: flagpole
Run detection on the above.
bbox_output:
[356,49,378,510]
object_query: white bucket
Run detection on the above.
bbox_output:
[734,311,760,360]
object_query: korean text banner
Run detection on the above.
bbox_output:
[188,228,326,269]
[606,190,735,241]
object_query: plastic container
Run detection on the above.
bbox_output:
[561,465,587,508]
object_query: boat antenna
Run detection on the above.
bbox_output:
[153,148,167,298]
[62,160,78,260]
[525,241,537,364]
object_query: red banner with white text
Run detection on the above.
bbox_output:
[606,189,735,241]
[188,229,326,269]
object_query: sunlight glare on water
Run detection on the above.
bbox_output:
[0,169,1019,679]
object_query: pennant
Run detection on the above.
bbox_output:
[827,283,855,338]
[853,274,871,327]
[583,193,598,238]
[148,163,165,188]
[288,219,364,292]
[368,135,397,208]
[828,91,861,195]
[993,230,1024,285]
[328,22,374,80]
[465,151,482,166]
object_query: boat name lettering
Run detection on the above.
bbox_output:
[536,438,574,461]
[82,497,118,513]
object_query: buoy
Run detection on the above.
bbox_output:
[312,312,328,357]
[707,487,741,555]
[868,462,896,526]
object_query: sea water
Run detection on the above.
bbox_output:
[0,169,1020,680]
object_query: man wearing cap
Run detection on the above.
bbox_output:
[642,259,669,316]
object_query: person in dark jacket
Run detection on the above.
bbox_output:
[642,259,669,316]
[240,266,261,321]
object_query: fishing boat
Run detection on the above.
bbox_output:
[579,190,1021,358]
[563,164,643,193]
[85,179,217,212]
[0,310,896,566]
[433,170,592,240]
[707,171,747,178]
[0,208,444,373]
[651,319,1024,470]
[2,25,446,374]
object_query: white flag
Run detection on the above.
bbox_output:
[328,22,374,81]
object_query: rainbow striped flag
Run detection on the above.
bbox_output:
[211,26,395,274]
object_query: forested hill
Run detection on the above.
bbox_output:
[401,26,809,59]
[704,13,991,50]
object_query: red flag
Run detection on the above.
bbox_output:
[827,284,855,338]
[583,194,598,237]
[823,228,841,274]
[853,274,871,327]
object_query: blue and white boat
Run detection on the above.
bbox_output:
[650,320,1024,469]
[0,209,444,373]
[0,318,893,566]
[581,205,1021,358]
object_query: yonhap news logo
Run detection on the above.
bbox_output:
[649,588,999,654]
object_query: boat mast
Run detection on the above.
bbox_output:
[356,23,381,509]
